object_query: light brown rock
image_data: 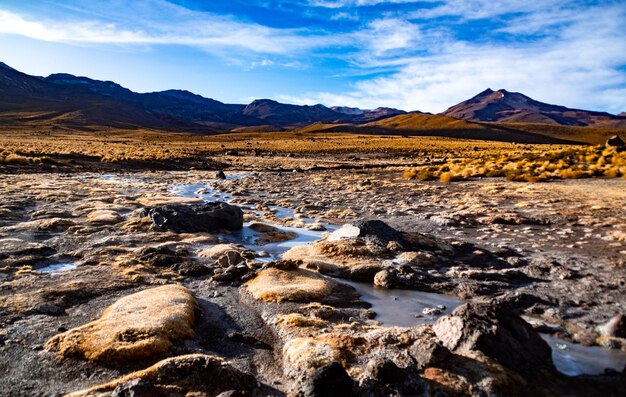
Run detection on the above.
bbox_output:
[45,284,196,362]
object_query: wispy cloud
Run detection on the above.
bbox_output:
[0,0,625,113]
[280,3,626,113]
[411,0,567,20]
[0,6,341,55]
[308,0,420,8]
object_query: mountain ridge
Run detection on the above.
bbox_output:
[1,62,625,140]
[442,88,625,128]
[0,62,406,130]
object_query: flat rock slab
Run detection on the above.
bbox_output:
[246,268,335,303]
[146,202,244,233]
[66,354,260,397]
[45,284,197,363]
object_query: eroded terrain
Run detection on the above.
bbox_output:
[1,155,625,396]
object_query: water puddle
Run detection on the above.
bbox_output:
[219,223,324,261]
[541,334,626,376]
[170,174,321,227]
[100,174,148,184]
[170,182,233,202]
[166,176,626,376]
[37,262,77,274]
[335,278,462,326]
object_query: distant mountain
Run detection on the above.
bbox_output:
[331,106,366,115]
[0,62,198,131]
[356,107,407,123]
[443,89,626,128]
[619,112,626,117]
[0,62,409,131]
[298,112,578,144]
[242,99,345,125]
[1,62,624,140]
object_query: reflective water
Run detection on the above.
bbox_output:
[541,334,626,376]
[335,278,462,326]
[38,262,77,274]
[170,177,626,376]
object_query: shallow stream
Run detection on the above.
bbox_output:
[173,173,626,377]
[57,172,623,377]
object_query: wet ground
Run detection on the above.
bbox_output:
[0,162,625,396]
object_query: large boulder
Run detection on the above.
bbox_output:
[66,354,260,397]
[300,362,356,397]
[145,202,244,233]
[433,300,553,374]
[45,285,197,363]
[360,358,427,397]
[606,135,625,147]
[328,220,404,247]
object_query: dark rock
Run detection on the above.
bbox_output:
[225,150,239,156]
[408,339,451,369]
[104,355,260,396]
[301,362,355,397]
[31,302,65,316]
[373,267,440,291]
[172,262,212,277]
[352,220,404,247]
[360,358,427,397]
[146,202,244,233]
[606,135,625,147]
[112,379,164,397]
[216,250,249,268]
[433,300,554,374]
[216,170,227,179]
[217,391,252,397]
[137,245,187,267]
[598,314,626,338]
[212,264,251,282]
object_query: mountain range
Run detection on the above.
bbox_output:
[0,62,405,131]
[1,61,624,143]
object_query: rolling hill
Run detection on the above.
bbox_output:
[297,113,580,144]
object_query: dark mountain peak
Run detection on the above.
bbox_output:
[47,72,77,79]
[46,73,122,88]
[45,73,131,99]
[477,88,495,96]
[371,107,404,113]
[619,112,626,117]
[0,62,17,72]
[331,106,366,115]
[443,88,623,127]
[156,89,225,105]
[248,98,279,106]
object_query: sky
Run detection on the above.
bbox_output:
[0,0,625,113]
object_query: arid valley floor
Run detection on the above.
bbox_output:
[1,131,625,396]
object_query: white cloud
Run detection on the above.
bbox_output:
[0,8,343,55]
[280,4,626,114]
[1,0,625,114]
[412,0,568,20]
[309,0,420,8]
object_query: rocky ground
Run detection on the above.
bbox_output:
[0,154,625,396]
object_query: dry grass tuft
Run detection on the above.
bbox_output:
[276,313,329,328]
[405,145,626,183]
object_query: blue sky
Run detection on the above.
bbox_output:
[0,0,625,113]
